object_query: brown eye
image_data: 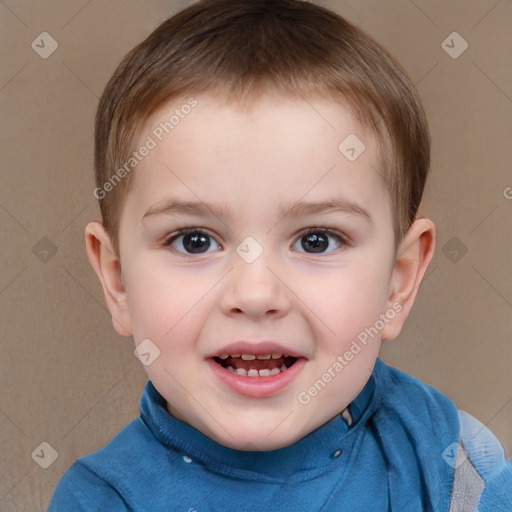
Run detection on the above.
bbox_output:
[294,228,344,254]
[164,228,221,255]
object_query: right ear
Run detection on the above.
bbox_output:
[85,221,133,337]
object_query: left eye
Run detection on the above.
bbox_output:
[292,228,344,254]
[164,229,221,255]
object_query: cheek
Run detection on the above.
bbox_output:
[297,259,389,349]
[125,259,211,344]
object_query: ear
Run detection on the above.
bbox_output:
[381,218,436,341]
[84,221,133,337]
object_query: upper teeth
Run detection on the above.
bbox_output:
[218,353,284,360]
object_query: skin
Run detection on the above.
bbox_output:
[85,92,435,451]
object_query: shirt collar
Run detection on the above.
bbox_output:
[140,358,385,480]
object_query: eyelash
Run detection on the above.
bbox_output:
[162,226,349,255]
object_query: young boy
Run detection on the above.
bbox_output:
[49,0,512,510]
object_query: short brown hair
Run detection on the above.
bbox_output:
[94,0,430,259]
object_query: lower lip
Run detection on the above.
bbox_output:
[205,357,307,398]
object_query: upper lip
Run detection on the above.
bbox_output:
[206,341,308,359]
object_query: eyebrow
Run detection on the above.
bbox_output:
[142,196,373,224]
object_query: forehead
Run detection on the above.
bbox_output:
[123,92,391,228]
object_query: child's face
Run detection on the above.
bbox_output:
[115,92,401,450]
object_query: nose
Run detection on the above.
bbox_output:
[220,253,291,320]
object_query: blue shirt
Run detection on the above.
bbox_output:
[48,358,512,511]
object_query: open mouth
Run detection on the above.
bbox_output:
[213,353,298,377]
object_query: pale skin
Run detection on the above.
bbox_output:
[85,92,435,451]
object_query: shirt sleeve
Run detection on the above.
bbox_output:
[455,410,512,512]
[47,461,129,512]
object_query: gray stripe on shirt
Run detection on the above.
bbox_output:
[448,440,485,512]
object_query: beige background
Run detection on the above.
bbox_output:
[1,0,511,510]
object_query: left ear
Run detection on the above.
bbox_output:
[381,218,436,341]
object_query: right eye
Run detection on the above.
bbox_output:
[163,228,222,255]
